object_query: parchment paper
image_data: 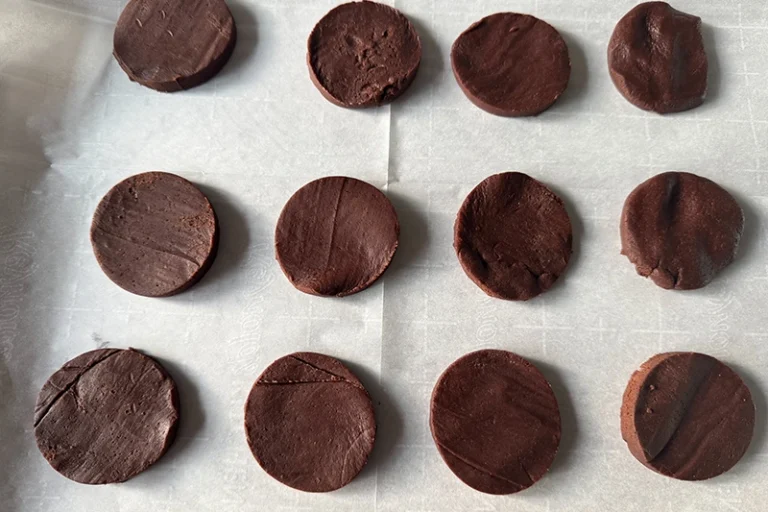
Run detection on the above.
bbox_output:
[2,1,768,510]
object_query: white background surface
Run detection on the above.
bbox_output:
[1,0,768,510]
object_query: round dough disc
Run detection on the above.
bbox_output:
[454,172,572,301]
[451,13,570,116]
[91,172,219,298]
[244,352,376,492]
[114,0,237,92]
[620,172,744,290]
[307,1,422,108]
[275,176,399,297]
[608,2,707,113]
[621,352,754,480]
[430,350,561,494]
[34,349,179,484]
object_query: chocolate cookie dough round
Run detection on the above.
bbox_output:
[620,172,744,290]
[34,348,179,484]
[244,352,376,492]
[430,350,561,494]
[275,176,399,297]
[451,13,570,116]
[454,172,572,301]
[91,172,219,297]
[608,2,707,113]
[621,352,754,480]
[114,0,237,92]
[308,1,422,107]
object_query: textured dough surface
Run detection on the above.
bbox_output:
[114,0,236,92]
[454,172,572,301]
[620,172,743,290]
[451,13,570,116]
[244,352,376,492]
[91,172,219,297]
[35,349,179,484]
[608,1,707,113]
[308,1,422,107]
[621,352,754,480]
[430,350,561,494]
[275,176,399,297]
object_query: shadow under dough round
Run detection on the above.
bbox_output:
[275,176,399,297]
[113,0,236,92]
[454,172,572,301]
[621,352,754,480]
[620,172,743,290]
[91,172,219,297]
[430,350,561,494]
[307,1,422,108]
[451,13,570,116]
[34,349,179,484]
[244,352,376,492]
[608,2,707,113]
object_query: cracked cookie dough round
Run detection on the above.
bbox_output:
[430,350,561,494]
[275,176,399,297]
[452,12,570,116]
[307,1,422,107]
[621,352,754,480]
[620,172,743,290]
[91,172,219,297]
[608,2,707,113]
[244,352,376,492]
[454,172,572,301]
[34,348,179,484]
[113,0,237,92]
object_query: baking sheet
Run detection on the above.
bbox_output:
[2,0,768,510]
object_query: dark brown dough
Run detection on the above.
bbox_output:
[91,172,219,297]
[608,2,707,113]
[451,13,570,116]
[34,349,179,484]
[114,0,237,92]
[275,176,399,297]
[621,352,754,480]
[620,172,744,290]
[454,172,572,301]
[307,1,422,107]
[430,350,561,494]
[244,352,376,492]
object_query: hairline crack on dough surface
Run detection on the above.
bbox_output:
[275,176,399,297]
[307,0,422,107]
[451,12,571,116]
[607,1,707,113]
[34,348,179,484]
[244,352,376,492]
[113,0,237,92]
[90,171,219,297]
[430,349,561,494]
[621,352,754,480]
